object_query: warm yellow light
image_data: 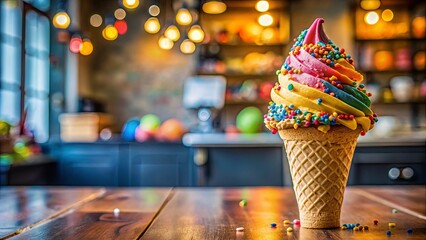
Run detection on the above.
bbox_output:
[176,8,192,26]
[144,17,161,34]
[158,36,174,50]
[114,8,126,20]
[90,14,102,27]
[149,5,160,16]
[80,39,93,55]
[122,0,139,10]
[202,1,227,14]
[180,39,196,54]
[53,11,70,29]
[164,25,180,42]
[188,25,205,43]
[258,13,273,27]
[382,9,394,22]
[261,27,275,42]
[360,0,381,10]
[103,25,118,40]
[364,11,379,25]
[255,0,269,12]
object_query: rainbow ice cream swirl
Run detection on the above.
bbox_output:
[265,18,377,134]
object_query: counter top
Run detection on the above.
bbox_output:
[1,186,425,239]
[183,131,426,147]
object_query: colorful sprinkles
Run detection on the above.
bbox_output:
[266,103,338,128]
[265,21,378,135]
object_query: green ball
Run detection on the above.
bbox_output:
[140,114,161,131]
[236,106,263,134]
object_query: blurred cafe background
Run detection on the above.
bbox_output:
[0,0,425,187]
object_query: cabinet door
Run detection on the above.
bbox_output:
[129,143,189,186]
[202,147,283,186]
[349,146,426,185]
[58,144,119,186]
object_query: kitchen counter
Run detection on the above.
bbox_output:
[182,131,426,147]
[1,186,425,239]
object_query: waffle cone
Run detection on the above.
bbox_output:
[279,126,360,228]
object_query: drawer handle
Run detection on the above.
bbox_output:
[388,168,400,180]
[401,167,414,180]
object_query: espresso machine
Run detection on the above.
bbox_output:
[183,75,226,133]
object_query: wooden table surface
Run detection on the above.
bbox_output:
[0,186,425,240]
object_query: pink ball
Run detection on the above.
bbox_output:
[135,127,153,142]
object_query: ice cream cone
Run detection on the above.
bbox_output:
[279,126,361,228]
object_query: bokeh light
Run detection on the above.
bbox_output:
[381,9,394,22]
[364,11,379,25]
[90,14,102,27]
[261,27,275,42]
[114,20,128,35]
[149,5,160,16]
[158,36,174,50]
[80,39,93,56]
[69,36,82,53]
[114,8,126,20]
[53,11,70,29]
[176,8,192,26]
[164,25,180,42]
[360,0,381,10]
[258,13,273,27]
[255,0,269,12]
[144,17,161,34]
[122,0,139,10]
[180,39,196,54]
[188,25,205,43]
[103,25,118,40]
[202,0,227,14]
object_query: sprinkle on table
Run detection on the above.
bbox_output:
[270,222,277,228]
[287,227,293,232]
[374,219,379,225]
[363,225,369,230]
[236,227,244,232]
[407,228,413,234]
[386,230,392,236]
[283,219,291,225]
[239,200,247,207]
[389,222,396,228]
[392,209,398,214]
[293,219,300,225]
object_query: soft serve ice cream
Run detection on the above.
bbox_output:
[265,18,377,134]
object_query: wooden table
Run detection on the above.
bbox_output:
[0,186,425,240]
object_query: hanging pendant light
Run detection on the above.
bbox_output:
[122,0,139,10]
[188,25,205,43]
[165,25,180,42]
[53,10,71,29]
[80,39,93,56]
[176,7,192,26]
[180,39,196,54]
[158,36,174,50]
[202,0,227,14]
[144,17,161,34]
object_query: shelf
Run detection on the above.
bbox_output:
[225,99,269,105]
[201,42,287,47]
[373,101,426,105]
[355,38,425,43]
[360,70,425,75]
[196,72,277,79]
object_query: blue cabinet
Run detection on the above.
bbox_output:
[55,143,120,186]
[348,146,426,185]
[49,142,190,187]
[128,143,190,186]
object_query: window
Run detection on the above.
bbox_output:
[0,0,50,143]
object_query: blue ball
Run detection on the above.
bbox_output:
[121,118,140,141]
